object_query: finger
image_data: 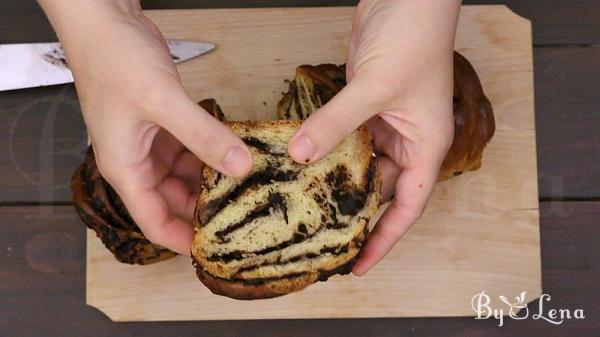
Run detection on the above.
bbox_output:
[170,150,203,193]
[353,162,439,276]
[378,156,401,202]
[346,39,356,82]
[288,78,381,164]
[346,9,361,82]
[152,88,252,177]
[368,117,401,201]
[150,128,186,168]
[118,179,194,256]
[156,176,198,223]
[367,116,402,158]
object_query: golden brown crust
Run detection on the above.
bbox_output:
[195,267,314,300]
[198,98,226,121]
[193,226,369,300]
[439,52,495,180]
[194,257,357,300]
[276,64,345,120]
[71,149,176,264]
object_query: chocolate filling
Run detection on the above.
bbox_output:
[235,243,351,274]
[320,244,349,255]
[212,172,222,186]
[214,192,288,243]
[200,166,298,224]
[215,203,270,243]
[234,272,307,285]
[297,223,308,235]
[316,257,356,282]
[293,85,305,120]
[326,165,367,216]
[208,221,321,263]
[270,192,289,224]
[195,256,358,287]
[242,137,279,154]
[365,157,377,194]
[328,158,377,216]
[283,107,292,120]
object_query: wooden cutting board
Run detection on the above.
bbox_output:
[86,5,540,321]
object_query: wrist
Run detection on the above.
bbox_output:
[38,0,141,15]
[37,0,148,83]
[38,0,143,35]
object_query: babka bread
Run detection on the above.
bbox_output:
[71,99,226,264]
[72,54,494,300]
[72,147,176,264]
[192,121,381,300]
[277,64,346,120]
[440,52,495,180]
[277,52,495,181]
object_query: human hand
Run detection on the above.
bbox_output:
[39,0,252,255]
[288,0,461,274]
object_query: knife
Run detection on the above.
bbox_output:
[0,40,215,91]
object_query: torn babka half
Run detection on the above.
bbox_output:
[192,121,381,300]
[277,52,495,181]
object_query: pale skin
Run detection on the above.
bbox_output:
[39,0,460,275]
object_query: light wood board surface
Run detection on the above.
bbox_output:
[86,5,540,321]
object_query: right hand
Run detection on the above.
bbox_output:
[40,0,253,255]
[288,0,458,275]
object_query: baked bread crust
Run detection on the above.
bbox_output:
[192,121,381,300]
[193,236,362,300]
[71,148,176,264]
[440,52,495,180]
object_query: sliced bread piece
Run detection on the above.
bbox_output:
[192,120,381,300]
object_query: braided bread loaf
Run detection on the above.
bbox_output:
[71,99,225,264]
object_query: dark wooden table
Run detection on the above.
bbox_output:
[1,1,599,336]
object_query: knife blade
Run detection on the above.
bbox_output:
[0,40,214,91]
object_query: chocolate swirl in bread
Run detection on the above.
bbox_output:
[192,121,381,300]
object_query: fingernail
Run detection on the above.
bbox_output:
[289,134,317,163]
[222,147,251,177]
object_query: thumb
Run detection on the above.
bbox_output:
[154,90,252,177]
[288,78,382,163]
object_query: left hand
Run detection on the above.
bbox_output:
[287,0,461,275]
[38,0,253,255]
